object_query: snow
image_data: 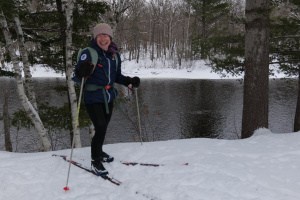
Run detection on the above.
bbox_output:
[1,128,300,200]
[29,58,288,79]
[2,59,299,200]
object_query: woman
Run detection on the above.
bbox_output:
[72,22,140,176]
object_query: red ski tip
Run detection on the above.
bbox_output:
[63,187,70,191]
[184,163,188,165]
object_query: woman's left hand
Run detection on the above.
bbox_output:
[131,76,140,88]
[123,76,140,88]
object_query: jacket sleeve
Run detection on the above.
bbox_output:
[114,52,127,85]
[72,49,92,83]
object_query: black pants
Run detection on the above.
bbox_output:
[85,101,114,160]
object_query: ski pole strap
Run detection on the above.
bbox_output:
[84,83,116,114]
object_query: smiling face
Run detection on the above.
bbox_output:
[96,34,111,51]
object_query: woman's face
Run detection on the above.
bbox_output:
[96,34,111,51]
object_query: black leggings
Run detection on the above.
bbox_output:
[85,101,114,160]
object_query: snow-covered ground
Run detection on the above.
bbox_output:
[29,59,224,79]
[29,58,287,79]
[2,59,299,200]
[1,129,300,200]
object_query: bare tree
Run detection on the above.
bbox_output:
[14,16,38,111]
[242,0,270,138]
[65,0,82,148]
[3,87,12,152]
[13,14,47,150]
[0,12,52,151]
[104,0,132,44]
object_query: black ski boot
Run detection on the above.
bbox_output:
[91,159,108,176]
[99,152,114,163]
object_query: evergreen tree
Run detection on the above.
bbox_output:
[208,0,300,78]
[187,0,231,59]
[1,0,110,150]
[0,0,17,77]
[269,0,300,131]
[205,0,245,77]
[270,0,300,76]
[19,0,109,72]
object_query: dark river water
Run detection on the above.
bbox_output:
[0,77,298,152]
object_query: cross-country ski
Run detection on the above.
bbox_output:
[52,154,122,186]
[121,161,188,167]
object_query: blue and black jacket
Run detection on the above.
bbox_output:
[72,39,126,105]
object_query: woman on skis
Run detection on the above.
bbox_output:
[72,22,140,176]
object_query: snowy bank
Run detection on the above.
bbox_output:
[1,129,300,200]
[28,58,289,79]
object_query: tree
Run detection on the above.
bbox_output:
[0,0,110,150]
[65,0,82,147]
[0,10,52,151]
[269,0,300,132]
[242,0,270,138]
[17,0,109,147]
[206,0,300,134]
[3,87,12,152]
[206,0,245,77]
[187,0,231,59]
[122,0,145,62]
[0,1,16,77]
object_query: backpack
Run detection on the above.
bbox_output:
[76,47,119,73]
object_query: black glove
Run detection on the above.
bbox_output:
[131,76,140,88]
[75,62,94,78]
[123,76,140,88]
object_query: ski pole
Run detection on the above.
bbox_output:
[135,87,143,145]
[64,77,85,191]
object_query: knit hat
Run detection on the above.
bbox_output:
[93,23,113,39]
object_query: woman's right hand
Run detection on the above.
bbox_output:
[75,62,94,78]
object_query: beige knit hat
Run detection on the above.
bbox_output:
[93,23,113,39]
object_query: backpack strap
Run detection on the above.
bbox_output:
[77,47,98,68]
[113,52,118,71]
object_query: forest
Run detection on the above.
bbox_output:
[0,0,300,152]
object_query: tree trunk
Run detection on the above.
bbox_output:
[0,47,5,68]
[0,12,52,151]
[294,66,300,132]
[13,14,45,150]
[201,2,205,59]
[15,15,46,150]
[242,0,270,138]
[3,87,12,152]
[151,21,155,61]
[56,0,77,147]
[136,45,140,64]
[65,0,81,148]
[14,15,38,110]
